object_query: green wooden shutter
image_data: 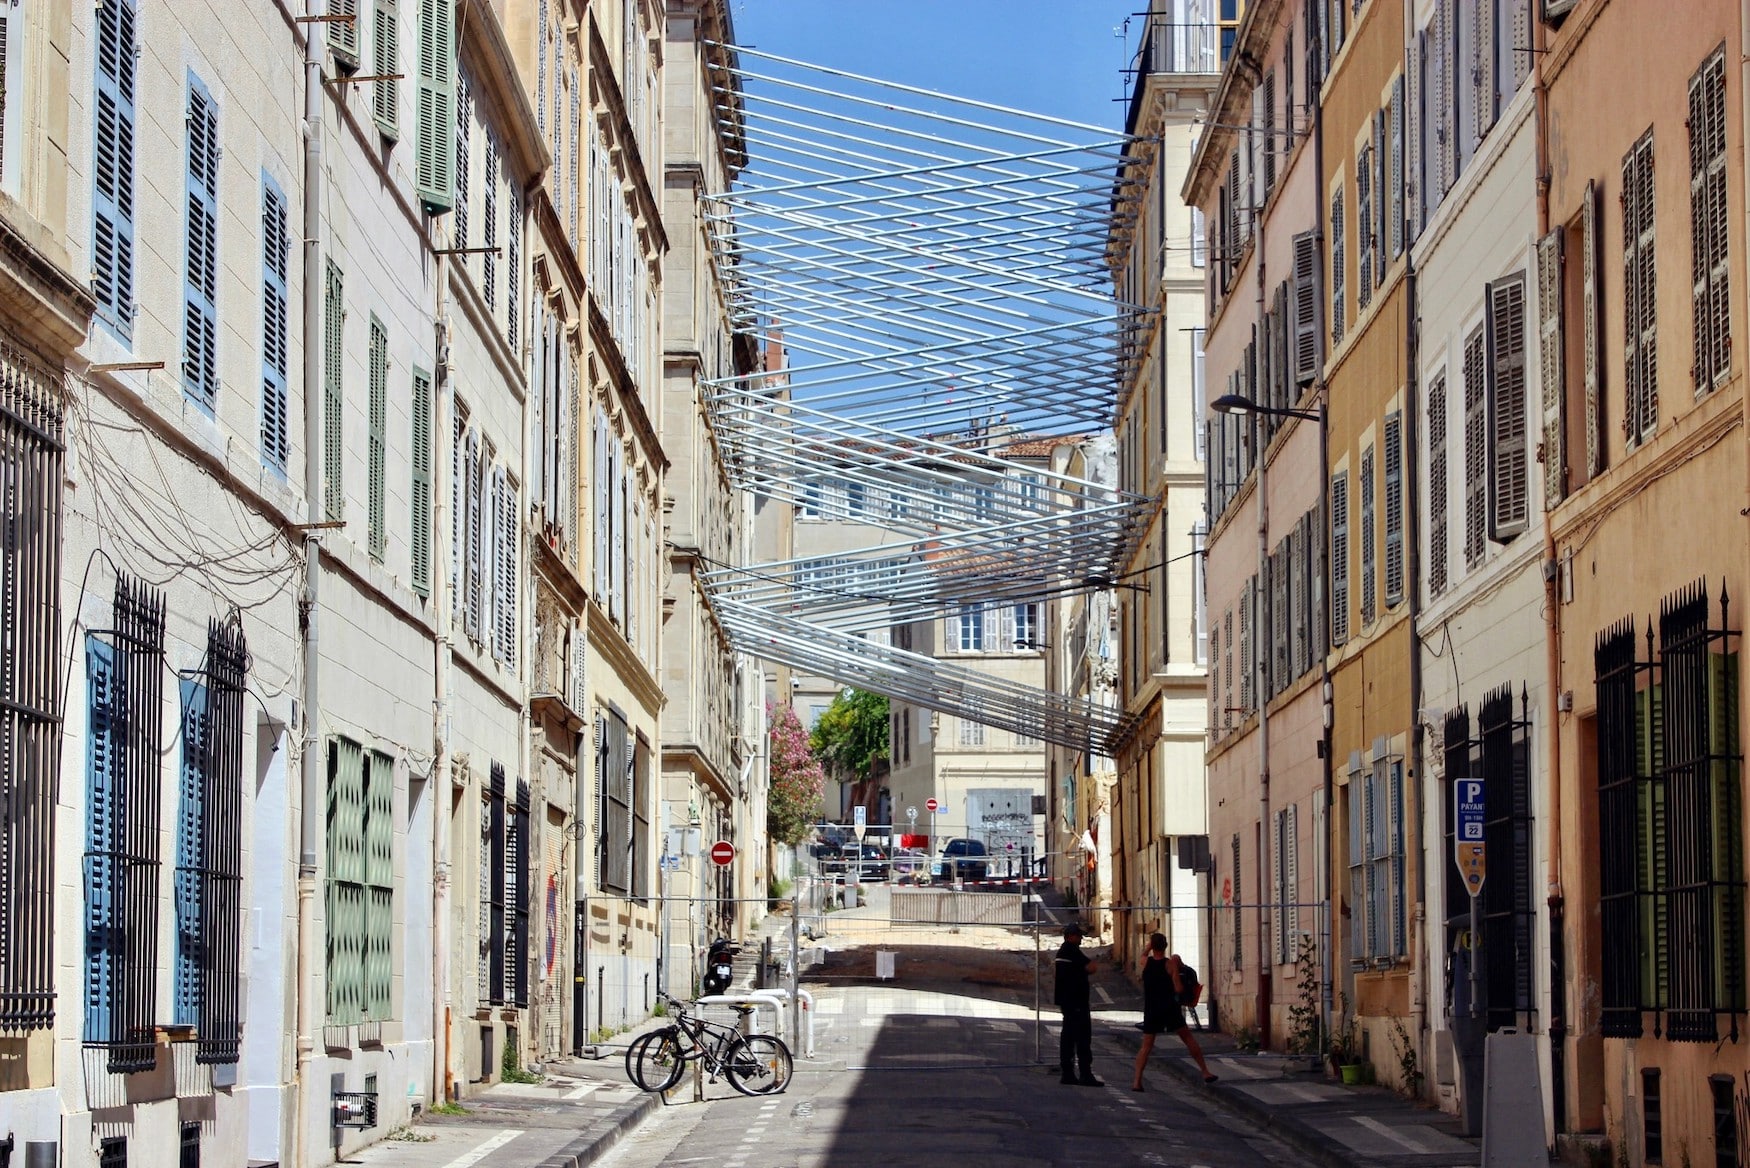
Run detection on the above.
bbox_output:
[325,737,366,1024]
[372,0,400,139]
[364,750,394,1021]
[367,316,387,561]
[323,261,345,522]
[415,0,454,213]
[328,0,360,72]
[411,368,432,598]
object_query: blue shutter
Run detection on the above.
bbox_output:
[261,176,291,469]
[183,74,220,409]
[92,0,137,338]
[84,640,121,1044]
[174,680,208,1027]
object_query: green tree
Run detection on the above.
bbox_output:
[810,689,889,787]
[767,702,826,846]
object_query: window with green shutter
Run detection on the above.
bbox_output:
[182,74,220,410]
[415,0,455,213]
[329,0,360,73]
[367,316,387,561]
[92,0,137,339]
[324,261,345,523]
[411,368,433,598]
[326,738,394,1024]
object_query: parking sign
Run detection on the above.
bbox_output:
[1454,778,1486,896]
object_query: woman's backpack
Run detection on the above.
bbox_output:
[1177,962,1203,1008]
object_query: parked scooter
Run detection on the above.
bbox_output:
[701,938,738,996]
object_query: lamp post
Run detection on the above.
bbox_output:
[1210,391,1327,1050]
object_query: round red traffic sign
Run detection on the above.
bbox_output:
[709,840,735,867]
[925,798,940,813]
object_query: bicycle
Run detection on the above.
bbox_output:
[624,992,793,1096]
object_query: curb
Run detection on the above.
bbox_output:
[1151,1051,1359,1168]
[535,1090,658,1168]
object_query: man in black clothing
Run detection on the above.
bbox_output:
[1053,922,1101,1085]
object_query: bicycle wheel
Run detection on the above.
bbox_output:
[626,1029,687,1092]
[725,1034,792,1096]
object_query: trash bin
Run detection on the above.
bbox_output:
[875,950,897,980]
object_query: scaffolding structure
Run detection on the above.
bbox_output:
[700,45,1151,751]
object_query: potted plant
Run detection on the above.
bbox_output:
[1328,1010,1363,1083]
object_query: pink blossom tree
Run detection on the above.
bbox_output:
[767,702,826,846]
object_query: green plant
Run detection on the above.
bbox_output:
[500,1038,542,1084]
[1388,1015,1422,1097]
[428,1100,469,1117]
[1285,935,1322,1056]
[1232,1024,1261,1052]
[769,875,792,908]
[1327,997,1360,1069]
[1061,885,1079,909]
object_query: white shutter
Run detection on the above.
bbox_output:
[1272,809,1287,963]
[612,448,627,624]
[1474,0,1494,135]
[1536,230,1565,505]
[593,411,609,600]
[1330,186,1346,346]
[1487,275,1529,540]
[1428,372,1449,595]
[569,624,587,714]
[1582,180,1602,476]
[465,429,483,639]
[1285,803,1300,962]
[1389,75,1404,259]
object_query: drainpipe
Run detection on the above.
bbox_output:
[1533,8,1568,1135]
[295,15,326,1167]
[432,237,455,1102]
[1247,55,1273,1047]
[1404,250,1427,1079]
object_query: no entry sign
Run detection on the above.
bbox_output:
[925,798,940,813]
[710,840,735,867]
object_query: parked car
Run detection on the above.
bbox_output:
[932,838,989,882]
[843,842,889,881]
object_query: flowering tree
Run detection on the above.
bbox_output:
[767,702,826,846]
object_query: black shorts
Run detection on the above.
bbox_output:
[1142,1004,1186,1035]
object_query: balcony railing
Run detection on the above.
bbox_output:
[1125,20,1222,133]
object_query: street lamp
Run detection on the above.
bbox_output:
[1207,389,1328,1049]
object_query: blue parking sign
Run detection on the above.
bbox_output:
[1455,778,1485,841]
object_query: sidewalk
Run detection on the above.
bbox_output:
[1108,1022,1481,1168]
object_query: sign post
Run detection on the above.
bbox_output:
[852,807,867,885]
[1454,778,1486,1018]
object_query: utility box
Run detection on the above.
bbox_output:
[875,950,897,980]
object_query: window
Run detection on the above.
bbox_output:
[1388,75,1405,260]
[173,621,247,1064]
[482,132,498,309]
[1623,130,1658,447]
[182,75,220,410]
[1330,185,1346,345]
[1689,48,1731,394]
[1293,230,1318,384]
[85,576,166,1073]
[1359,443,1376,624]
[325,737,393,1024]
[510,780,530,1005]
[1014,603,1038,649]
[1427,372,1449,596]
[1383,412,1404,606]
[958,605,984,652]
[1463,324,1487,567]
[1238,577,1253,712]
[1230,833,1243,968]
[1487,274,1529,541]
[1350,755,1405,963]
[491,466,518,667]
[93,0,137,338]
[414,0,454,212]
[1329,469,1349,646]
[372,0,399,137]
[1193,519,1209,667]
[1261,69,1277,197]
[1442,689,1535,1031]
[453,71,469,246]
[1596,581,1744,1042]
[1642,1069,1662,1164]
[261,178,291,469]
[596,711,632,894]
[481,765,505,1004]
[411,367,433,597]
[323,260,345,523]
[0,345,61,1035]
[367,316,388,561]
[464,432,485,640]
[1190,207,1206,268]
[959,718,985,747]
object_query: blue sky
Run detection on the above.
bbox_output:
[729,1,1141,132]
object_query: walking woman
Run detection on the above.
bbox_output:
[1132,932,1217,1090]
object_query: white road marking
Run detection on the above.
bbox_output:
[437,1130,522,1168]
[1353,1115,1435,1152]
[564,1081,594,1100]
